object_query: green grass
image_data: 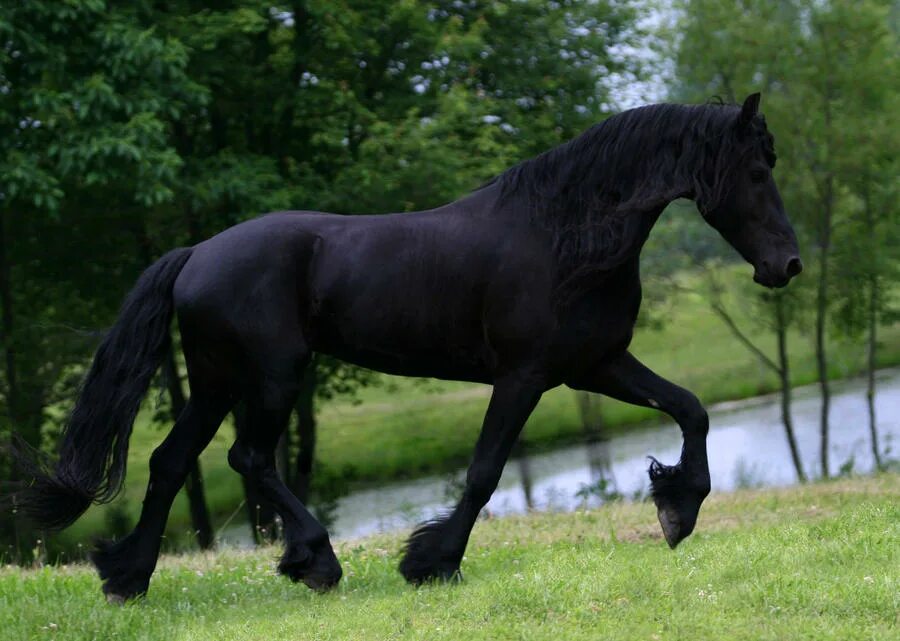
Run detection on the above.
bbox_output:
[54,266,900,550]
[4,475,898,640]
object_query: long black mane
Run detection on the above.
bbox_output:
[492,102,776,293]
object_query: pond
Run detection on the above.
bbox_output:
[219,368,899,545]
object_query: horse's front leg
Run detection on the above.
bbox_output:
[569,350,711,548]
[399,370,544,584]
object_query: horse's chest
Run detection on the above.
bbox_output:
[552,279,642,369]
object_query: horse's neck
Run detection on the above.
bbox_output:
[610,166,696,259]
[622,203,669,262]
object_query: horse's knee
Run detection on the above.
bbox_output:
[228,441,257,478]
[677,394,708,434]
[228,441,276,481]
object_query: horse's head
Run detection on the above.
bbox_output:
[701,93,802,288]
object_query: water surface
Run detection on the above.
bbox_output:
[221,369,899,544]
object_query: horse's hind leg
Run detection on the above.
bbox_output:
[92,382,233,602]
[228,354,342,592]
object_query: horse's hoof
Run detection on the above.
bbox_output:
[100,580,147,603]
[301,571,342,593]
[399,517,466,585]
[656,506,682,549]
[647,458,707,549]
[278,539,342,592]
[100,579,147,603]
[399,557,463,585]
[91,537,151,602]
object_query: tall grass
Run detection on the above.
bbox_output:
[3,475,897,641]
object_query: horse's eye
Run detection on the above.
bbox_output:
[750,169,768,183]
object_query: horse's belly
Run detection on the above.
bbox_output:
[314,342,493,383]
[307,278,492,381]
[305,222,497,381]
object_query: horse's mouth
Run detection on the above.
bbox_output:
[753,272,792,289]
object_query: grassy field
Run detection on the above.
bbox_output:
[55,267,900,549]
[3,475,898,640]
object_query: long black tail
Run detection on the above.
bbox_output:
[9,247,193,531]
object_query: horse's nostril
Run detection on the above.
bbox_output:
[785,257,803,277]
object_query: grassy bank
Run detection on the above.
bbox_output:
[56,269,900,548]
[4,475,898,640]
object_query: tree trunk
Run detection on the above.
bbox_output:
[708,283,805,484]
[162,347,215,549]
[815,187,832,479]
[0,212,18,428]
[775,296,806,482]
[233,403,278,543]
[814,80,836,479]
[514,441,535,509]
[293,364,317,504]
[863,187,882,471]
[576,391,618,498]
[0,209,27,559]
[866,292,881,470]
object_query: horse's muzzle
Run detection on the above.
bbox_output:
[754,255,802,288]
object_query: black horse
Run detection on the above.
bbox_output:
[12,93,801,601]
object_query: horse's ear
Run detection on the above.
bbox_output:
[740,93,761,123]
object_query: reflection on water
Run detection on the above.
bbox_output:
[219,369,900,545]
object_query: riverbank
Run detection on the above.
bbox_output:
[4,474,898,641]
[58,275,900,549]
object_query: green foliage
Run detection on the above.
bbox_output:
[0,0,206,556]
[673,0,899,333]
[0,0,650,551]
[0,0,202,443]
[672,0,899,477]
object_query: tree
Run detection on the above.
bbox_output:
[0,0,202,557]
[828,24,899,470]
[672,0,899,477]
[831,149,899,470]
[766,0,896,477]
[704,270,808,481]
